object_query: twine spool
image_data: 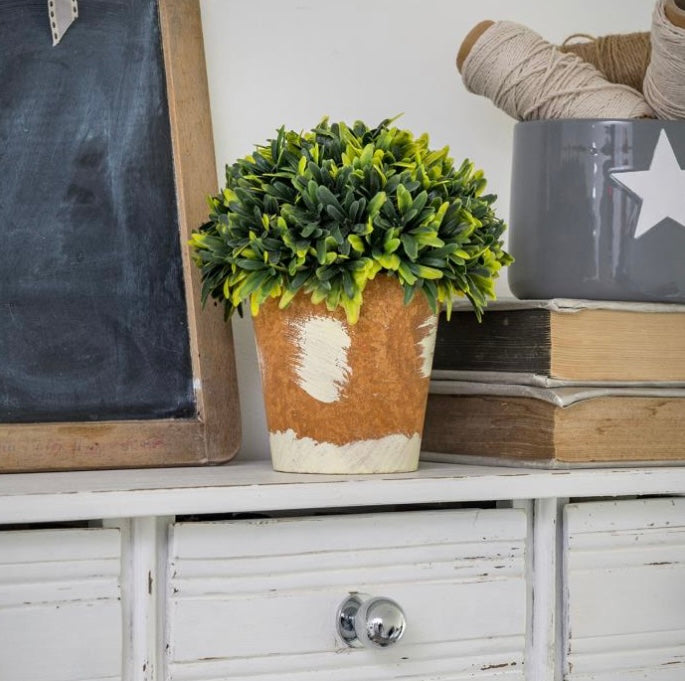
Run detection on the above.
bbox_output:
[644,0,685,118]
[560,32,651,93]
[460,20,653,121]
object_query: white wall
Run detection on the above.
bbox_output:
[199,0,652,460]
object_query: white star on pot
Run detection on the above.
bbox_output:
[610,129,685,239]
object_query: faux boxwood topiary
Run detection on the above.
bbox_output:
[190,117,512,324]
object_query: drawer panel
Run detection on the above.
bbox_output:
[563,498,685,681]
[168,509,527,680]
[0,528,122,681]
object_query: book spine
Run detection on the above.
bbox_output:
[433,309,552,374]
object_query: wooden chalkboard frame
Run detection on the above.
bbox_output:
[1,0,241,472]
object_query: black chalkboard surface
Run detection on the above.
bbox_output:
[0,0,240,471]
[1,0,193,423]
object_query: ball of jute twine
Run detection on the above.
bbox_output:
[560,32,651,94]
[461,20,654,121]
[644,0,685,119]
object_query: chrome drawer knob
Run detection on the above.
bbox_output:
[337,594,406,648]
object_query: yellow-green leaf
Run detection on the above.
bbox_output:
[278,288,297,309]
[360,143,374,166]
[415,265,443,279]
[375,253,400,270]
[348,234,365,253]
[397,184,412,214]
[385,238,401,253]
[368,192,387,219]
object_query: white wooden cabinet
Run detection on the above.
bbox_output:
[563,498,685,681]
[168,510,527,680]
[0,461,684,681]
[0,528,122,681]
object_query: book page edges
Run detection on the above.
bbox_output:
[428,380,685,407]
[431,370,685,388]
[447,298,685,314]
[421,451,685,469]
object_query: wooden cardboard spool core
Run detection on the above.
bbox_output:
[666,0,685,28]
[456,19,494,73]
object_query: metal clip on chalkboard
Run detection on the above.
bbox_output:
[48,0,78,45]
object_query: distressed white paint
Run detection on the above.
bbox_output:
[530,497,566,681]
[254,340,265,375]
[0,528,122,681]
[269,428,421,473]
[290,315,351,403]
[3,468,685,680]
[417,314,438,378]
[167,509,527,679]
[5,463,685,523]
[563,498,685,680]
[104,517,171,681]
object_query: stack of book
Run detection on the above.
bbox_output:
[422,299,685,467]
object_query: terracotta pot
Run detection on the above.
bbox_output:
[252,275,438,474]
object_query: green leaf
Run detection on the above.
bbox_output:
[316,185,342,209]
[348,234,365,253]
[397,184,412,215]
[297,156,307,176]
[233,269,272,304]
[278,287,298,309]
[375,252,400,270]
[402,283,416,305]
[301,222,320,238]
[359,143,375,166]
[315,238,327,264]
[308,162,323,184]
[329,223,344,245]
[400,234,419,260]
[421,279,439,313]
[326,204,347,222]
[316,265,339,281]
[415,232,445,248]
[235,258,266,271]
[398,261,417,285]
[341,269,356,298]
[367,191,387,219]
[349,198,366,223]
[191,117,512,323]
[290,270,310,290]
[384,238,401,254]
[412,264,443,280]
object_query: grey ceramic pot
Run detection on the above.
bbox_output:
[508,119,685,302]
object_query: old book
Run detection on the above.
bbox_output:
[433,299,685,385]
[421,382,685,467]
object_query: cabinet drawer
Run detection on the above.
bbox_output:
[168,508,527,680]
[0,527,122,681]
[563,498,685,681]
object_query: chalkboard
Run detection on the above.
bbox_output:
[0,0,241,471]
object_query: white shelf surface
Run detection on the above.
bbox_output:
[1,459,685,524]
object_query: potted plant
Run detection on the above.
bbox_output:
[190,117,511,473]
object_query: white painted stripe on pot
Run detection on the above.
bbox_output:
[254,341,265,376]
[291,316,351,403]
[418,314,439,378]
[269,429,421,474]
